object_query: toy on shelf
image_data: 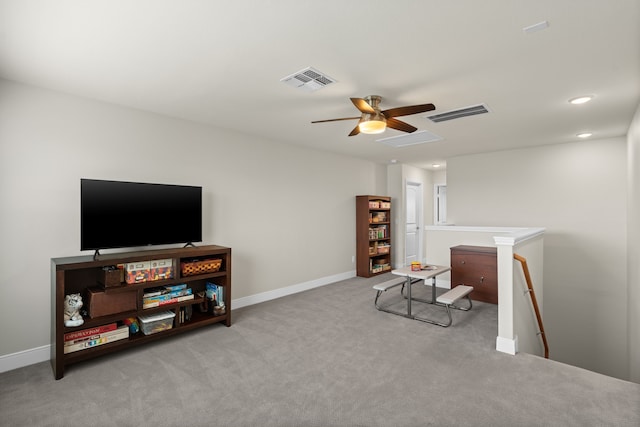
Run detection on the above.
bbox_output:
[124,317,139,334]
[63,293,84,327]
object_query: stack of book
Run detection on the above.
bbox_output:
[205,282,224,305]
[142,283,194,309]
[63,323,129,354]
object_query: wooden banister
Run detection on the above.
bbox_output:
[513,253,549,359]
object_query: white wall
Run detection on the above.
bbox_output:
[0,80,386,359]
[447,138,629,380]
[628,102,640,383]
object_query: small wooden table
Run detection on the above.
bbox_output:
[391,265,450,317]
[374,264,473,327]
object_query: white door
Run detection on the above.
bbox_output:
[405,182,422,265]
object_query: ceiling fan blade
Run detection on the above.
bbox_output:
[382,103,436,118]
[386,118,417,133]
[350,98,376,114]
[348,124,361,136]
[311,116,361,124]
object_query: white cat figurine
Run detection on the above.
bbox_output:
[64,293,84,327]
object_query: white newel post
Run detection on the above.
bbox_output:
[495,240,517,354]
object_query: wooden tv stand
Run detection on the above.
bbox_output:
[51,245,231,379]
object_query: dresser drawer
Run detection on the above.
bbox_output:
[450,246,497,304]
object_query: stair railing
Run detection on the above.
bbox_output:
[513,253,549,359]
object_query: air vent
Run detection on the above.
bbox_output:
[280,67,336,92]
[376,130,443,148]
[425,104,489,123]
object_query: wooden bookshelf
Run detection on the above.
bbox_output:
[356,195,392,277]
[51,245,231,379]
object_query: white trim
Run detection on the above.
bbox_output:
[493,228,546,246]
[231,270,356,309]
[496,335,518,355]
[425,225,546,247]
[426,225,526,232]
[0,344,50,374]
[2,271,357,374]
[433,183,447,225]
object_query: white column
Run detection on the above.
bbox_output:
[495,241,517,355]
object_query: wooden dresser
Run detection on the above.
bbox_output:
[450,245,497,304]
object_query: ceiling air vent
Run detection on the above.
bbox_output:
[280,67,337,92]
[425,104,489,123]
[376,130,443,148]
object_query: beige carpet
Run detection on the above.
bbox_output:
[1,273,639,426]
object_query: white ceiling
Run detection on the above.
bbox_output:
[1,0,638,170]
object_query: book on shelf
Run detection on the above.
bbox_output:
[64,323,118,342]
[143,293,194,309]
[143,287,192,304]
[163,283,187,292]
[143,283,188,298]
[178,305,193,324]
[368,225,388,239]
[205,282,224,305]
[63,325,129,354]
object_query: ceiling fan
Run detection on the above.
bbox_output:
[311,95,436,136]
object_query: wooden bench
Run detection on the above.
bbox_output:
[436,284,474,305]
[373,279,406,311]
[373,277,426,314]
[435,285,474,327]
[373,279,405,292]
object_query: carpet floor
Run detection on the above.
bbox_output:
[1,273,639,426]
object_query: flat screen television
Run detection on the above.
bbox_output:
[81,179,202,252]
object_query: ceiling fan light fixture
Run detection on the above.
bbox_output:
[359,120,386,134]
[358,112,387,134]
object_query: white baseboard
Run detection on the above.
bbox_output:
[0,344,50,374]
[0,270,358,374]
[496,335,519,355]
[232,270,356,309]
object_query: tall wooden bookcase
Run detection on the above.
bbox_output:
[356,195,392,277]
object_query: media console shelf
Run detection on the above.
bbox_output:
[51,245,231,379]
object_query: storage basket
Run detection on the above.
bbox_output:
[180,258,222,277]
[377,245,390,254]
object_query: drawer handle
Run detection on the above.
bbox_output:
[480,276,484,283]
[461,260,465,264]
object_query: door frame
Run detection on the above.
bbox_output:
[433,183,447,224]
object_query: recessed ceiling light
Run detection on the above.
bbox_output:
[577,132,593,138]
[569,96,593,105]
[523,20,549,34]
[432,164,441,168]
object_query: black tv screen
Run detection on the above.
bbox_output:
[81,179,202,251]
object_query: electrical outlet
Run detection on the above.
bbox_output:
[352,255,355,263]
